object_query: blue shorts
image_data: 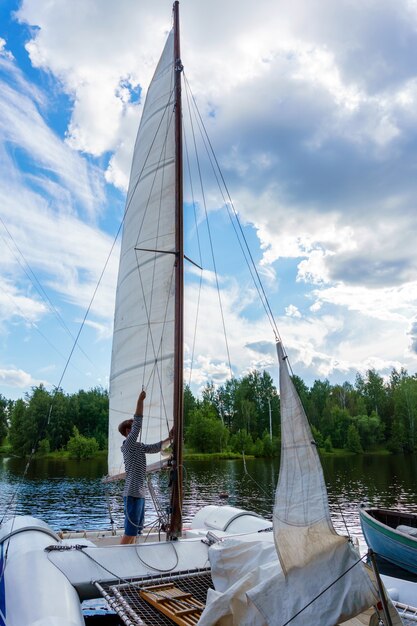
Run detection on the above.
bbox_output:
[123,496,145,537]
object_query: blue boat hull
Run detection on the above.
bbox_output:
[360,507,417,576]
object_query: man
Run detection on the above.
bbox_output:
[118,389,172,544]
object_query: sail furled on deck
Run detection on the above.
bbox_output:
[108,30,176,478]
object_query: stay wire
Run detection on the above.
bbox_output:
[0,219,96,369]
[186,76,279,341]
[0,282,86,378]
[185,99,278,351]
[183,88,271,334]
[183,75,233,380]
[241,452,272,500]
[182,103,204,387]
[183,73,280,343]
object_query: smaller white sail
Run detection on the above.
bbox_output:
[248,342,378,624]
[200,341,381,626]
[274,341,345,572]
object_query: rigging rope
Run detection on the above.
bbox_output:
[182,106,204,387]
[183,73,280,344]
[183,76,233,381]
[0,217,96,370]
[241,452,274,502]
[0,282,86,377]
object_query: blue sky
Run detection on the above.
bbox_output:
[1,0,417,401]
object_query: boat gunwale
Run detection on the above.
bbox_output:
[360,507,417,550]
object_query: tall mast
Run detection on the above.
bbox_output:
[169,0,184,539]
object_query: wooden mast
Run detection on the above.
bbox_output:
[169,0,184,539]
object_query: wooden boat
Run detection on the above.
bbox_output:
[360,506,417,575]
[0,3,409,625]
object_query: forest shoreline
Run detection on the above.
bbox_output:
[0,444,394,461]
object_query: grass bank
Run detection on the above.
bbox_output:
[184,451,255,460]
[320,447,392,457]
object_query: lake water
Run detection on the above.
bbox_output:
[2,454,417,542]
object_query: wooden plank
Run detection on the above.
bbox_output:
[139,583,204,626]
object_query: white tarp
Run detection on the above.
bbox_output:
[199,535,378,626]
[108,30,176,477]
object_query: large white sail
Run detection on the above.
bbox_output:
[108,30,176,478]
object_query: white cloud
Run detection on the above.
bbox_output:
[0,49,120,326]
[82,318,113,341]
[0,278,47,324]
[1,0,417,395]
[285,305,301,318]
[0,38,14,61]
[0,367,44,389]
[0,70,104,220]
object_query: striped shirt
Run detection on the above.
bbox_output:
[121,414,162,498]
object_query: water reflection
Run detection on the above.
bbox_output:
[1,455,417,540]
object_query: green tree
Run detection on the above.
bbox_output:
[38,438,50,455]
[261,430,275,457]
[75,387,108,448]
[247,370,278,438]
[346,424,362,453]
[183,384,197,429]
[253,437,264,457]
[291,375,310,416]
[186,404,229,453]
[9,399,27,455]
[201,381,217,406]
[24,385,52,455]
[309,379,331,428]
[311,425,324,448]
[323,436,333,452]
[328,407,352,448]
[355,412,384,451]
[240,398,257,437]
[387,416,407,453]
[48,390,72,451]
[229,429,254,455]
[391,375,417,452]
[67,426,99,459]
[217,378,239,429]
[356,370,390,434]
[0,394,9,443]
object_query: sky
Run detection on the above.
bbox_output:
[1,0,417,401]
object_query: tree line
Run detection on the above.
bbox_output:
[1,366,417,458]
[0,386,108,458]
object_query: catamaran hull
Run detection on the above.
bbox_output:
[0,506,272,623]
[0,516,85,626]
